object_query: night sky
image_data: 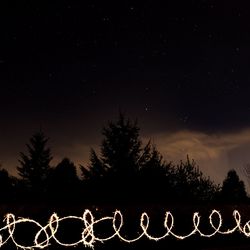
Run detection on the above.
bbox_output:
[1,1,250,188]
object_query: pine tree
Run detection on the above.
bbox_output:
[0,166,13,202]
[81,114,142,183]
[101,113,141,177]
[138,142,171,201]
[80,114,169,202]
[49,158,79,201]
[80,149,108,181]
[17,131,52,194]
[221,169,247,203]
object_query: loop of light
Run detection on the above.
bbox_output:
[0,209,249,249]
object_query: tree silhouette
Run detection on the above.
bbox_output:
[48,158,80,201]
[80,115,221,203]
[138,142,172,201]
[172,156,219,202]
[17,131,52,196]
[221,169,247,203]
[80,149,108,182]
[101,113,141,177]
[0,166,13,202]
[81,114,143,181]
[80,114,167,202]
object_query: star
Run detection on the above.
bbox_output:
[102,16,110,22]
[145,107,149,112]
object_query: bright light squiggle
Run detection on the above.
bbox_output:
[0,209,248,249]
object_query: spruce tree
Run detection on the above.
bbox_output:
[101,114,141,177]
[17,131,52,194]
[49,158,79,201]
[221,169,247,203]
[81,114,142,183]
[80,114,168,202]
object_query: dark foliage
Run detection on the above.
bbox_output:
[0,166,14,201]
[0,115,246,205]
[48,158,80,202]
[220,169,247,203]
[170,156,219,202]
[81,114,220,204]
[16,131,53,197]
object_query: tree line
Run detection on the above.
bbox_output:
[0,114,247,204]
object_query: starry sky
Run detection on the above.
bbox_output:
[1,1,250,188]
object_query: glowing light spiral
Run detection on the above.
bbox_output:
[0,209,249,249]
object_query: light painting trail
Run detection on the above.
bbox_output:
[0,209,249,249]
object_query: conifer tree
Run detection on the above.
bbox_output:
[81,114,143,182]
[221,169,247,202]
[17,131,52,194]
